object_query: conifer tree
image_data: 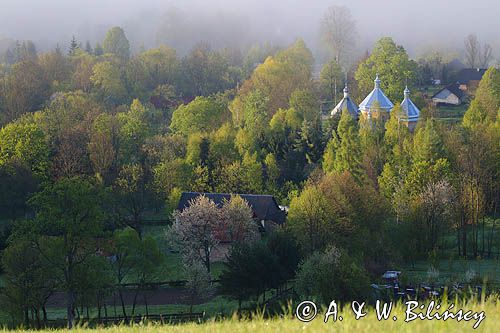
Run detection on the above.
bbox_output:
[84,40,93,54]
[322,109,364,182]
[412,118,444,163]
[68,36,79,56]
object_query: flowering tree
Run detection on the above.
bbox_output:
[170,195,260,274]
[170,195,223,273]
[221,195,259,243]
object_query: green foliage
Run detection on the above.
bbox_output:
[27,176,106,328]
[231,39,313,121]
[0,236,57,326]
[171,96,230,136]
[355,37,418,102]
[117,99,150,163]
[412,119,445,163]
[322,109,364,182]
[219,240,280,307]
[153,158,193,198]
[209,123,239,166]
[295,247,369,304]
[103,27,130,60]
[137,45,179,90]
[463,67,500,129]
[91,60,128,104]
[0,160,39,221]
[319,60,344,100]
[0,116,50,176]
[180,43,237,97]
[241,152,264,193]
[1,60,49,123]
[287,185,333,254]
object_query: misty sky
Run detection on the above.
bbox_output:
[0,0,498,60]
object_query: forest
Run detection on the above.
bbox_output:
[0,6,499,330]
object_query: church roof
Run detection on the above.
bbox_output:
[331,85,359,119]
[399,86,420,122]
[359,75,394,112]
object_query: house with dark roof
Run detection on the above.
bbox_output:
[431,83,466,106]
[456,68,486,91]
[177,192,287,261]
[177,192,287,227]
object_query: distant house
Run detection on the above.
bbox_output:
[177,192,287,228]
[431,83,466,106]
[177,192,287,261]
[455,68,486,91]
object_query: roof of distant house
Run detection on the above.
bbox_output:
[177,192,287,225]
[432,83,465,100]
[456,68,487,84]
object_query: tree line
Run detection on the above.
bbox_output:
[0,24,498,328]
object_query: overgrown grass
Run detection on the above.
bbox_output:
[3,298,499,332]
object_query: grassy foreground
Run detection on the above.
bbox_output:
[4,299,499,332]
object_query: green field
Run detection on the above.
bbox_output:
[401,259,500,284]
[435,104,468,122]
[2,299,498,332]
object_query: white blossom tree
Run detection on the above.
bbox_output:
[221,195,259,243]
[170,195,223,274]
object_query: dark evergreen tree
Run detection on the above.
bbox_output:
[68,36,79,56]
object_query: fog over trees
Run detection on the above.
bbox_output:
[0,0,498,63]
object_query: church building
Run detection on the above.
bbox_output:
[330,75,420,131]
[358,75,394,121]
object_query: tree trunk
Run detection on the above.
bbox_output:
[24,308,29,327]
[42,306,48,324]
[481,217,485,256]
[67,290,75,329]
[487,217,496,258]
[118,288,128,319]
[462,212,467,258]
[35,307,41,329]
[131,287,140,317]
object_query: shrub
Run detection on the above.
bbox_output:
[295,247,369,304]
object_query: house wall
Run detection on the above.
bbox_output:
[360,108,391,122]
[401,120,418,133]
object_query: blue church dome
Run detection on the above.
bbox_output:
[399,86,420,122]
[331,84,359,119]
[359,75,394,114]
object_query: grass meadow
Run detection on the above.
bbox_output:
[2,298,498,332]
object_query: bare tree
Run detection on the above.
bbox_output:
[320,6,357,67]
[480,43,493,68]
[464,34,480,68]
